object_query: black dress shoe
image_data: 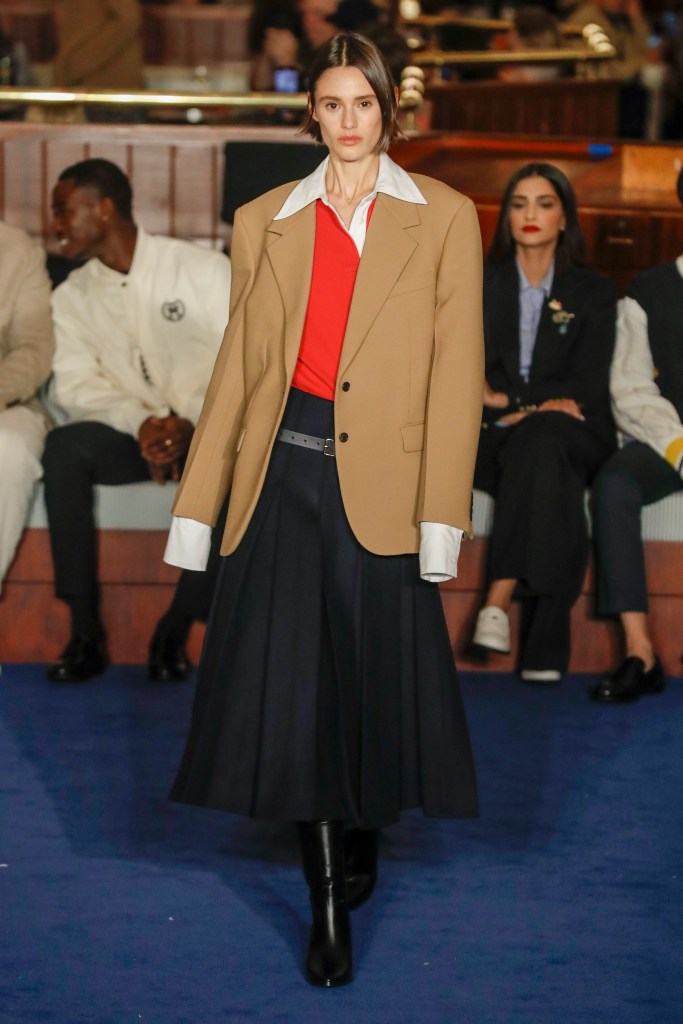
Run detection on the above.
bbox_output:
[590,656,665,704]
[47,635,108,683]
[344,828,379,911]
[147,630,191,682]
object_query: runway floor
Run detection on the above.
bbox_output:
[1,664,682,1024]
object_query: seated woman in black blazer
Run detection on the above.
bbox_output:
[471,162,617,681]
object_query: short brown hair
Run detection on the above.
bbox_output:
[301,33,402,153]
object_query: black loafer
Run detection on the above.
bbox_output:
[148,630,191,682]
[590,656,665,703]
[47,635,108,683]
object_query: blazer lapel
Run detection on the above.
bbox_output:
[529,269,571,382]
[265,203,316,377]
[339,194,420,377]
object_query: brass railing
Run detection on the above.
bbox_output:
[0,87,309,110]
[413,46,615,68]
[400,15,587,36]
[0,40,617,115]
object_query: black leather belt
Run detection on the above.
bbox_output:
[277,428,336,457]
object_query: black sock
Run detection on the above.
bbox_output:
[154,606,192,642]
[68,596,102,640]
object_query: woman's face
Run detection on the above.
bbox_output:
[310,65,383,162]
[508,175,566,253]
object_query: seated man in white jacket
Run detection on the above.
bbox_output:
[45,158,231,683]
[590,258,683,702]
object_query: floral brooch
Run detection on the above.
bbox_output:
[548,299,575,335]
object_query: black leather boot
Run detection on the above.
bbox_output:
[344,827,380,911]
[297,820,352,987]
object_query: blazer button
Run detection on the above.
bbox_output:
[341,381,350,392]
[338,432,349,442]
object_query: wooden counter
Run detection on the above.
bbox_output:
[393,134,683,292]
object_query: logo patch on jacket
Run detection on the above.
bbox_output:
[162,299,186,321]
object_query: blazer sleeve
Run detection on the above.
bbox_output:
[171,205,255,526]
[417,197,485,535]
[611,296,683,473]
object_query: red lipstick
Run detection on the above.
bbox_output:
[522,225,541,233]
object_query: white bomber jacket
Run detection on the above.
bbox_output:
[50,228,231,436]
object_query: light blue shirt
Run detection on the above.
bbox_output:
[517,259,554,383]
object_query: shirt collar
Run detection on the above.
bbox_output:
[91,225,147,282]
[273,152,427,221]
[676,254,683,278]
[516,257,554,295]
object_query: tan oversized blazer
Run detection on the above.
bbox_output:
[173,172,484,557]
[53,0,143,90]
[0,222,54,421]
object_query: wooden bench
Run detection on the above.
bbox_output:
[3,486,682,675]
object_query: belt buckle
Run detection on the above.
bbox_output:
[323,437,335,457]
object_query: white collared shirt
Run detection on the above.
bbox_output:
[273,152,427,256]
[165,154,463,581]
[517,258,554,383]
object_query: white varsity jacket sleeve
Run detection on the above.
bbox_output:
[611,296,683,475]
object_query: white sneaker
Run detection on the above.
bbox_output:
[520,669,561,683]
[472,606,511,654]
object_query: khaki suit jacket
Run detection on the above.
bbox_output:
[0,223,54,421]
[53,0,143,89]
[173,172,484,557]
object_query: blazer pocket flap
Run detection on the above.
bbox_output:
[236,426,247,452]
[401,421,425,452]
[389,272,436,298]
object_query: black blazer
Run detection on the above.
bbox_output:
[483,259,617,446]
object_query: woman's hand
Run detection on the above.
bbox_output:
[483,380,509,409]
[538,398,584,420]
[495,410,529,427]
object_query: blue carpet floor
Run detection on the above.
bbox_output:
[1,664,682,1024]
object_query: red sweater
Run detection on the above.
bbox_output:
[292,198,374,401]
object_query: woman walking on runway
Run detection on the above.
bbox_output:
[164,33,484,987]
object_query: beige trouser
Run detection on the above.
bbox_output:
[0,405,47,592]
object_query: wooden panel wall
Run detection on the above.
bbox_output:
[0,0,56,62]
[0,122,308,245]
[426,80,621,138]
[0,1,252,65]
[142,4,251,67]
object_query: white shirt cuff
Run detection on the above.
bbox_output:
[164,516,212,571]
[419,521,463,582]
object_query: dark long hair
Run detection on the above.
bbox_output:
[487,162,586,275]
[300,32,402,152]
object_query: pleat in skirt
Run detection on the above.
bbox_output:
[170,387,478,828]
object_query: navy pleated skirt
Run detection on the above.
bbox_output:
[170,387,478,828]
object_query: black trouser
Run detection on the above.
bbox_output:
[592,441,683,615]
[42,421,222,630]
[474,412,614,672]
